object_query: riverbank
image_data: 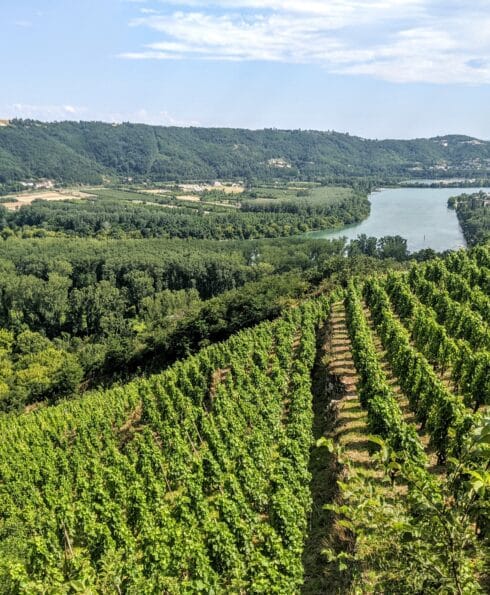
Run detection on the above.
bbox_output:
[303,187,488,252]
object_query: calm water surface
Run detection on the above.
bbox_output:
[307,187,490,252]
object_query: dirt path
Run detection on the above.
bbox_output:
[302,302,383,592]
[361,301,448,476]
[328,302,380,477]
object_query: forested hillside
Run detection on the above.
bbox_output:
[0,231,409,413]
[449,191,490,245]
[1,120,490,185]
[0,246,488,592]
[0,232,387,412]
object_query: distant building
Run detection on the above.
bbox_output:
[267,158,292,169]
[34,179,55,190]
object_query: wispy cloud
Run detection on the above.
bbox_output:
[5,104,87,120]
[107,108,202,126]
[2,103,200,126]
[120,0,490,84]
[13,20,33,28]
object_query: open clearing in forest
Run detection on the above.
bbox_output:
[139,188,171,195]
[178,183,244,194]
[2,189,95,210]
[249,184,354,207]
[176,195,240,208]
[130,200,181,209]
[176,194,201,202]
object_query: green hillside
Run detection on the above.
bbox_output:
[0,246,488,593]
[0,297,332,593]
[1,120,490,185]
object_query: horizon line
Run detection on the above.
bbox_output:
[0,118,487,143]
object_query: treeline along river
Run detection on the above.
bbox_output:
[306,187,490,252]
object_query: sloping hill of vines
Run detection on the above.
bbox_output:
[0,246,489,593]
[0,295,334,593]
[320,246,490,592]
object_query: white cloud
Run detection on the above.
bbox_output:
[6,104,87,120]
[3,104,199,126]
[120,0,490,84]
[130,108,202,126]
[14,20,33,28]
[153,0,425,21]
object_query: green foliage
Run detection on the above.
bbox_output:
[449,192,490,245]
[0,242,489,590]
[363,278,471,463]
[3,186,370,240]
[347,233,409,261]
[0,329,82,410]
[2,121,490,184]
[325,418,489,593]
[345,281,424,462]
[407,264,490,351]
[0,296,333,592]
[0,233,389,410]
[386,267,490,413]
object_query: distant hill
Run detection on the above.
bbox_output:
[1,119,490,185]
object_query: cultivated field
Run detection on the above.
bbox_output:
[248,184,354,207]
[1,189,95,210]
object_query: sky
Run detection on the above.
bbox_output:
[1,0,489,139]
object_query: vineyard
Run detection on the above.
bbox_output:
[0,296,334,593]
[324,245,490,592]
[0,246,489,593]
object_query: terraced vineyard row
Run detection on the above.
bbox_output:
[323,250,489,592]
[0,296,334,593]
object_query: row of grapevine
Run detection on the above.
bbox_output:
[407,267,490,351]
[326,264,489,592]
[0,295,332,593]
[444,248,490,294]
[363,279,475,464]
[344,282,424,462]
[421,258,490,322]
[385,272,490,412]
[471,244,490,268]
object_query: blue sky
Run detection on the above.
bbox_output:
[1,0,489,138]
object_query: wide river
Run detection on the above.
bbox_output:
[307,187,490,252]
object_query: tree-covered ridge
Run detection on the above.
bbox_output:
[448,191,490,245]
[1,120,490,185]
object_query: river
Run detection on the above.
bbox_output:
[307,187,490,252]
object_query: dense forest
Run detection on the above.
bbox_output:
[449,191,490,245]
[1,120,490,187]
[0,233,415,413]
